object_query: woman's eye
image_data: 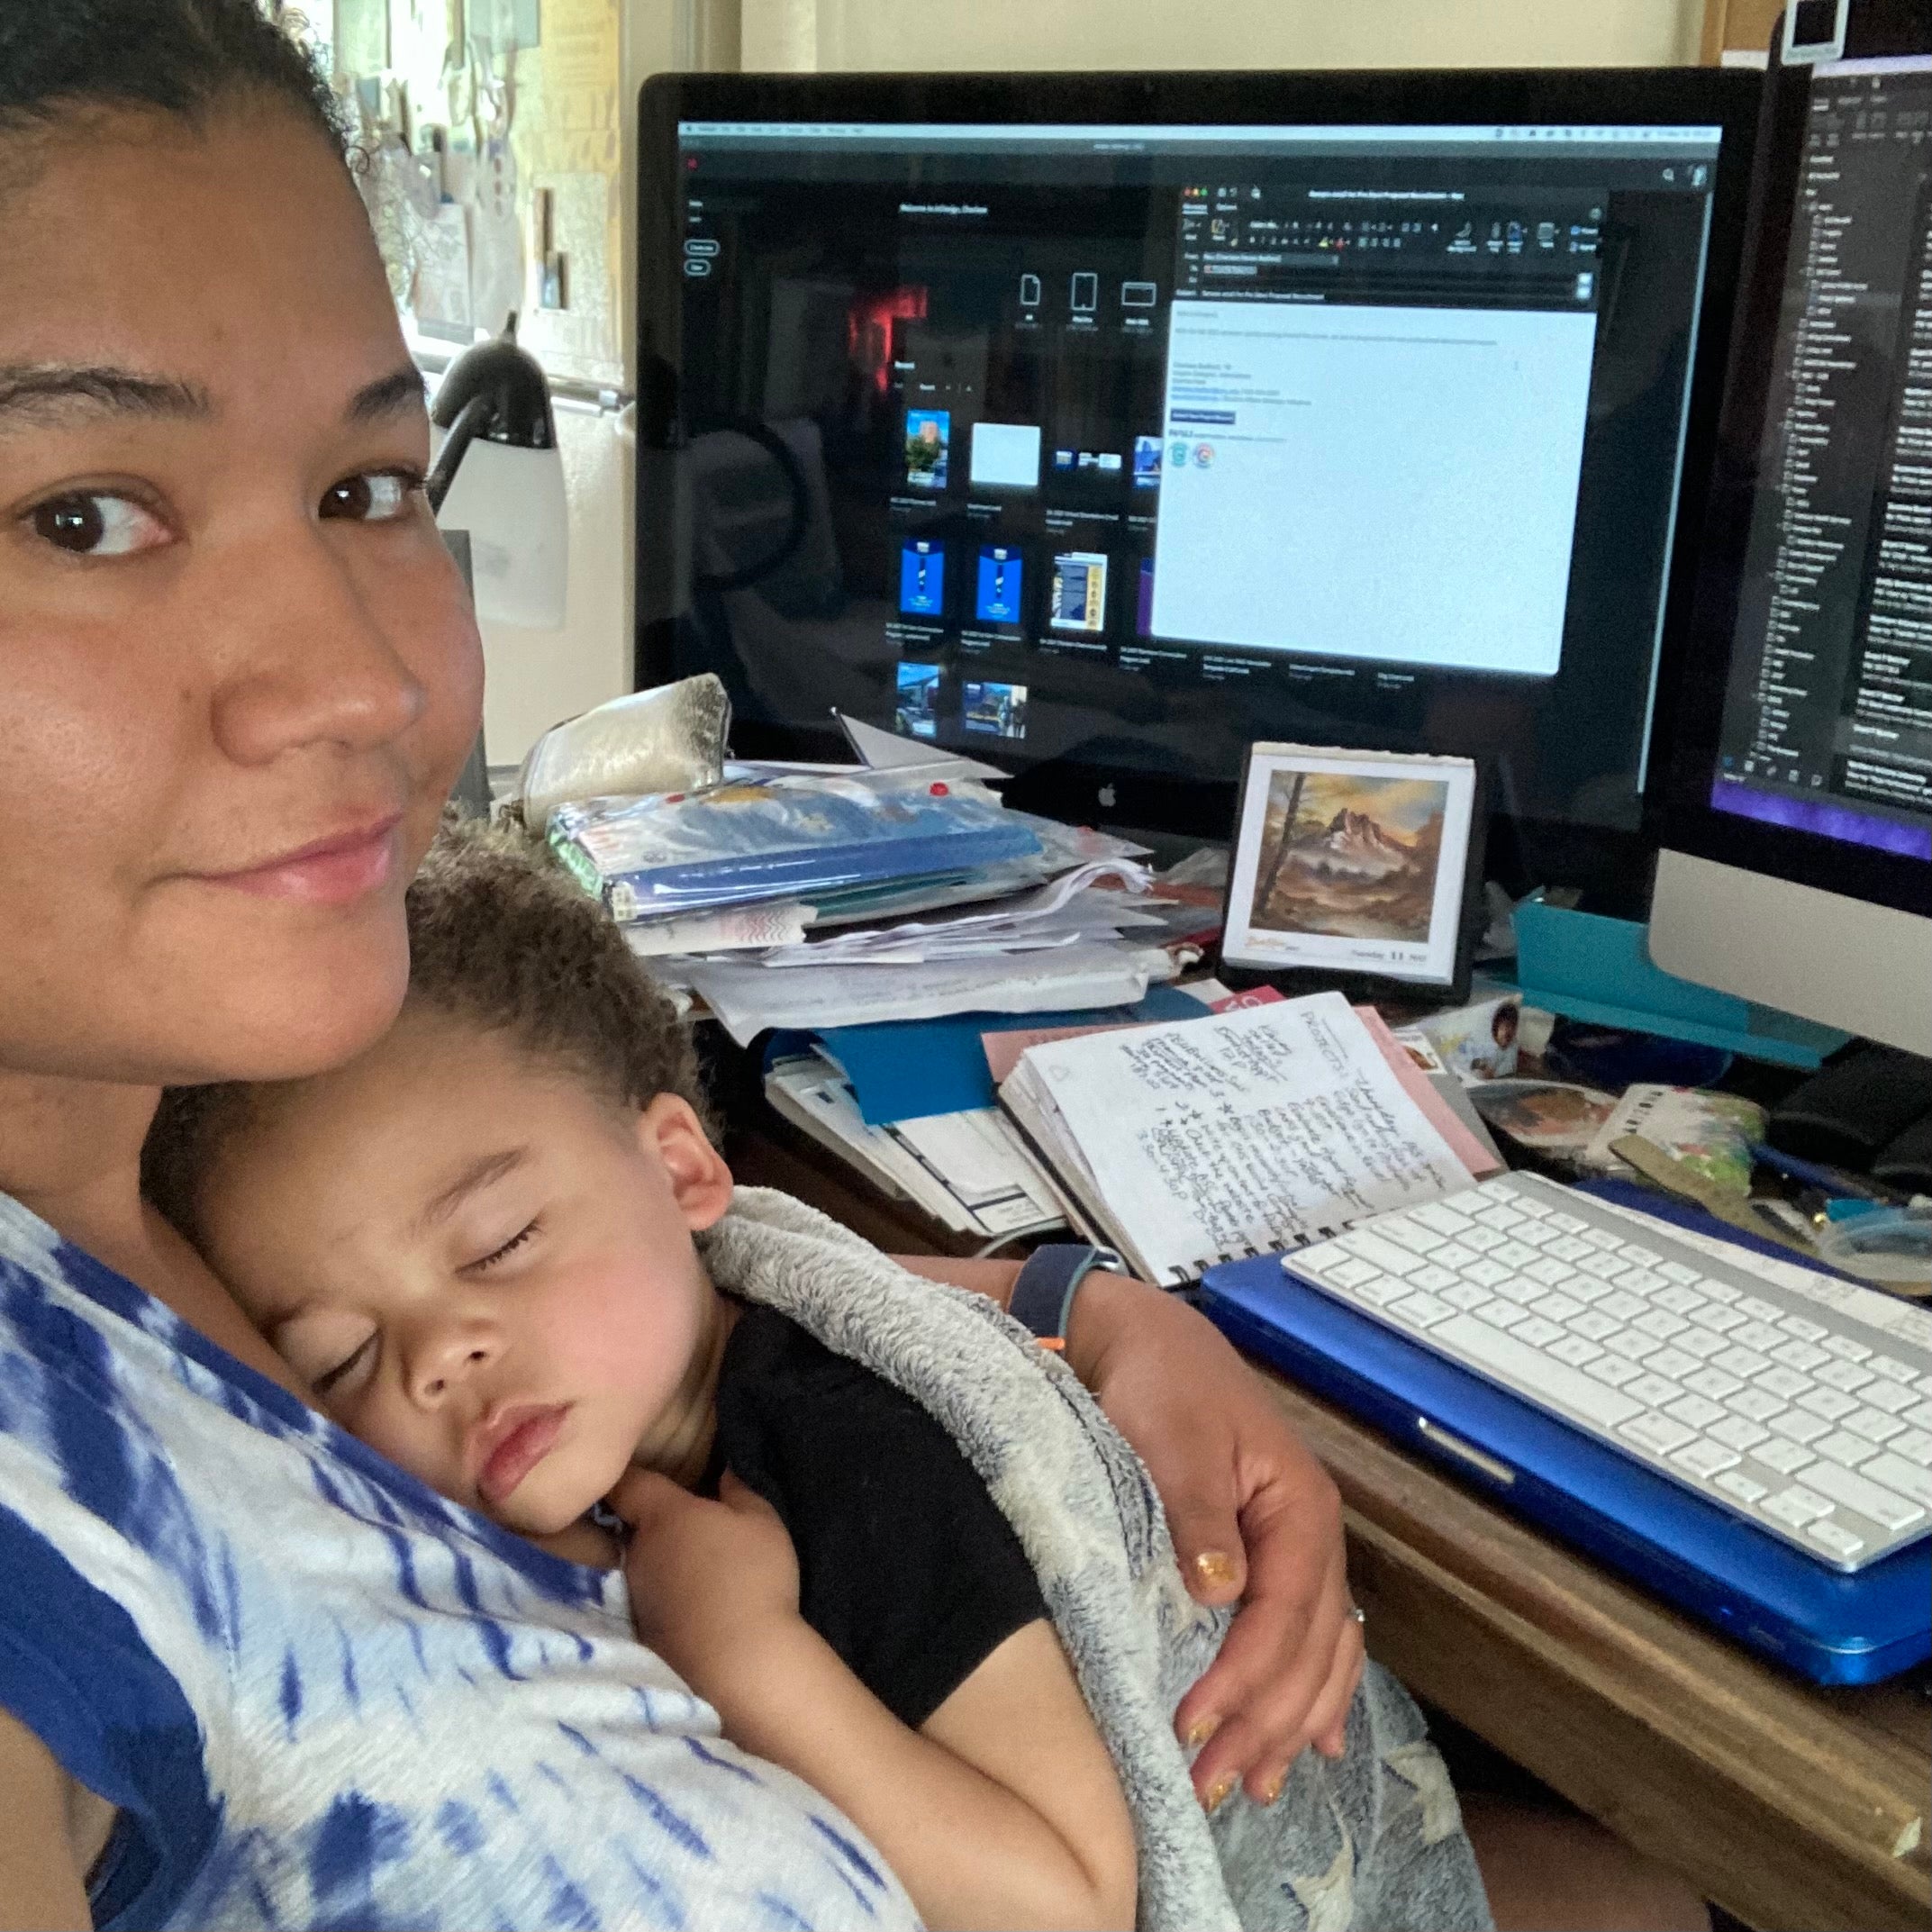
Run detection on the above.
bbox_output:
[320,469,422,522]
[469,1220,540,1273]
[27,491,169,558]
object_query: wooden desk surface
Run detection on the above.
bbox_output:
[728,1111,1932,1932]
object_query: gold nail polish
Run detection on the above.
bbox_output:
[1184,1714,1220,1750]
[1203,1773,1238,1814]
[1260,1772,1285,1806]
[1194,1549,1238,1590]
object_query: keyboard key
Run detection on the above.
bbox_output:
[1871,1355,1918,1386]
[1696,1277,1742,1305]
[1588,1356,1644,1389]
[1511,1221,1560,1249]
[1735,1320,1787,1354]
[1297,1241,1351,1273]
[1801,1458,1927,1531]
[1478,1298,1528,1329]
[1778,1314,1828,1344]
[1862,1453,1932,1509]
[1762,1486,1832,1528]
[1636,1309,1689,1342]
[1671,1438,1738,1479]
[1904,1401,1932,1431]
[1768,1409,1830,1445]
[1530,1291,1584,1322]
[1322,1257,1383,1291]
[1714,1346,1771,1379]
[1435,1312,1645,1427]
[1816,1359,1873,1393]
[1582,1229,1624,1253]
[1716,1470,1768,1504]
[1343,1231,1426,1277]
[1383,1221,1446,1256]
[1755,1366,1811,1401]
[1620,1269,1668,1297]
[1564,1275,1610,1306]
[1627,1373,1684,1409]
[1526,1256,1579,1288]
[1606,1330,1662,1362]
[1354,1277,1409,1309]
[1545,1236,1595,1264]
[1657,1260,1701,1285]
[1806,1519,1865,1561]
[1619,1412,1698,1456]
[1846,1409,1905,1446]
[1918,1374,1932,1398]
[1407,1264,1460,1294]
[1655,1284,1709,1318]
[1822,1334,1871,1362]
[1511,1193,1553,1218]
[1549,1334,1603,1368]
[1391,1292,1456,1329]
[1512,1316,1565,1349]
[1710,1414,1769,1452]
[1739,1295,1782,1322]
[1491,1240,1540,1271]
[1646,1347,1701,1383]
[1755,1438,1815,1475]
[1727,1386,1786,1422]
[1492,1277,1544,1307]
[1441,1282,1492,1312]
[1694,1305,1746,1334]
[1597,1292,1646,1323]
[1796,1383,1861,1423]
[1460,1227,1507,1255]
[1889,1427,1932,1467]
[1686,1366,1742,1401]
[1569,1310,1621,1342]
[1863,1381,1918,1417]
[1411,1203,1474,1238]
[1772,1339,1830,1374]
[1461,1258,1513,1290]
[1546,1211,1589,1234]
[1578,1252,1632,1282]
[1619,1244,1664,1266]
[1814,1431,1876,1469]
[1432,1242,1480,1272]
[1665,1393,1727,1431]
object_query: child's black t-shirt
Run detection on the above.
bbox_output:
[704,1302,1049,1729]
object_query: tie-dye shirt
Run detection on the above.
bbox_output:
[0,1192,918,1932]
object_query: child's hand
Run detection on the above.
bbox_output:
[606,1468,802,1685]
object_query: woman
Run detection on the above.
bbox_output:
[0,7,1372,1925]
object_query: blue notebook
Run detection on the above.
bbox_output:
[1200,1185,1931,1685]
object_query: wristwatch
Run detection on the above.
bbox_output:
[1008,1242,1124,1352]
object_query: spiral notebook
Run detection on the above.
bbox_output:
[998,992,1487,1285]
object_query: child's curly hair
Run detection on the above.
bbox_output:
[143,817,710,1239]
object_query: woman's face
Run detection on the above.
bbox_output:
[0,104,483,1088]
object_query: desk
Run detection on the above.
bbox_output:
[729,1109,1932,1932]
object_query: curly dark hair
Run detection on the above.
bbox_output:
[143,820,712,1239]
[0,0,346,161]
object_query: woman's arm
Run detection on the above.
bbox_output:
[891,1253,1364,1805]
[0,1711,91,1932]
[614,1472,1136,1932]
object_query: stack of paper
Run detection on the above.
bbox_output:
[999,993,1494,1285]
[765,1050,1066,1241]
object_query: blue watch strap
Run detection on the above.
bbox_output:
[1009,1243,1121,1347]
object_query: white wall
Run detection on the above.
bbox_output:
[743,0,1703,72]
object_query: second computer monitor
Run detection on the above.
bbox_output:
[639,69,1761,883]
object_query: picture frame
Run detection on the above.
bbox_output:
[1220,742,1488,1004]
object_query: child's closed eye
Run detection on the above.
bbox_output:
[312,1330,377,1396]
[467,1220,540,1273]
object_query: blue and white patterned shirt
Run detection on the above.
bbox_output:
[0,1192,919,1931]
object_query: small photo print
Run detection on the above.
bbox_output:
[1133,433,1163,487]
[975,545,1025,628]
[963,679,1028,739]
[1049,550,1109,632]
[904,408,950,490]
[899,538,946,617]
[1223,744,1479,989]
[895,660,941,739]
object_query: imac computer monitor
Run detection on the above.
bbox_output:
[1652,15,1932,1053]
[637,70,1760,893]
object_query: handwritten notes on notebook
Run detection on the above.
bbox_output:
[1006,992,1474,1284]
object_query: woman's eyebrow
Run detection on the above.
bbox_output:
[0,362,211,429]
[347,364,428,424]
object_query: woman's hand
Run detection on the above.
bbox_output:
[606,1468,802,1689]
[1066,1271,1364,1806]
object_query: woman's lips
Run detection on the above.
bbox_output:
[204,816,403,905]
[476,1404,570,1510]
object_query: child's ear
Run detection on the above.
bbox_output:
[636,1095,733,1231]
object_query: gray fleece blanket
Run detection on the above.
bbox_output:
[704,1189,1494,1932]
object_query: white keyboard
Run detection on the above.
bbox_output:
[1287,1173,1932,1572]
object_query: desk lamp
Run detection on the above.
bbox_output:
[426,315,568,629]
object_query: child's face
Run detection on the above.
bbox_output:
[195,1007,733,1536]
